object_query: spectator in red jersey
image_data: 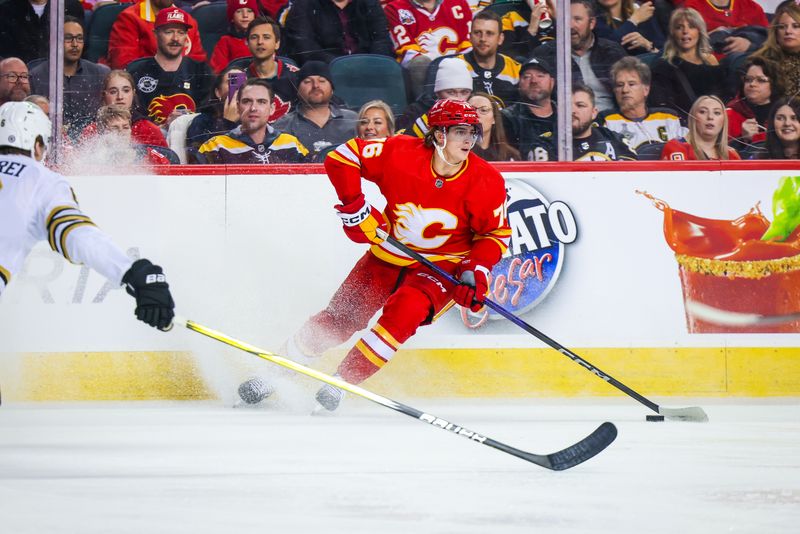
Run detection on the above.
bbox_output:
[81,70,168,147]
[95,104,175,164]
[385,0,473,99]
[283,0,393,65]
[107,0,207,70]
[661,95,740,160]
[210,0,258,73]
[256,0,289,18]
[726,56,782,152]
[752,2,800,101]
[649,7,726,120]
[682,0,768,56]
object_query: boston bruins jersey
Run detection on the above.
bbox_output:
[0,155,132,295]
[599,107,687,151]
[198,125,310,164]
[528,127,637,161]
[457,52,521,106]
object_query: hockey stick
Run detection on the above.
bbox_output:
[376,228,708,423]
[685,300,800,327]
[174,315,617,471]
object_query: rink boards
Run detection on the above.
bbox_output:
[1,161,799,400]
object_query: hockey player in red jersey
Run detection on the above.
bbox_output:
[239,99,510,410]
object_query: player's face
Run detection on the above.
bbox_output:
[155,25,189,59]
[238,85,272,133]
[440,125,478,163]
[519,68,553,104]
[742,65,771,106]
[104,75,134,108]
[232,8,255,32]
[774,105,800,144]
[571,90,597,137]
[692,97,725,141]
[613,70,649,111]
[298,75,333,106]
[0,59,30,103]
[358,107,391,139]
[102,116,133,142]
[570,3,595,49]
[248,24,279,59]
[672,17,699,53]
[776,13,800,53]
[468,95,495,135]
[63,22,84,63]
[470,19,503,59]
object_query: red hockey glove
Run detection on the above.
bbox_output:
[335,194,387,244]
[453,259,491,312]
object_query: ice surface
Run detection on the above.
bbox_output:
[0,399,798,533]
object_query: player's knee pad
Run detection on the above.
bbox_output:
[379,286,434,344]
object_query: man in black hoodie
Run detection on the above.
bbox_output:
[0,0,84,63]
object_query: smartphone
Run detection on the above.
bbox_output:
[227,72,247,103]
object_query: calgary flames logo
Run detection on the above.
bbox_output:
[147,93,196,124]
[393,203,458,249]
[269,94,291,123]
[417,27,460,58]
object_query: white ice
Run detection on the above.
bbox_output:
[0,398,798,533]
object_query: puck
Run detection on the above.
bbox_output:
[646,415,665,422]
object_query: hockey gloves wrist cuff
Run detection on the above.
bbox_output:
[335,194,387,244]
[122,258,175,330]
[453,259,491,312]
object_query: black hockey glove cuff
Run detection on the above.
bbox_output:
[122,258,175,330]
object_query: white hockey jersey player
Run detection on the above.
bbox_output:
[0,102,175,329]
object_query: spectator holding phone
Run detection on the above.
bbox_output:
[186,66,245,154]
[649,8,726,120]
[594,0,664,56]
[196,78,310,164]
[210,0,258,74]
[726,56,782,152]
[660,95,740,160]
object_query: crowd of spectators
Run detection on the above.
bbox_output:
[0,0,797,163]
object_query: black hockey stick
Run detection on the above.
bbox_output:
[174,316,617,470]
[376,229,708,423]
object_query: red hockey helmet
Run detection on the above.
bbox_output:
[428,99,481,128]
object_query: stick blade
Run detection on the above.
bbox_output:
[658,406,709,422]
[541,422,618,471]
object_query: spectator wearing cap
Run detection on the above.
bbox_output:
[0,57,31,106]
[457,9,521,107]
[127,6,213,127]
[531,0,627,112]
[0,0,84,63]
[107,0,207,70]
[227,16,299,123]
[30,16,110,139]
[501,57,556,159]
[283,0,393,65]
[210,0,258,74]
[399,57,473,137]
[273,60,358,161]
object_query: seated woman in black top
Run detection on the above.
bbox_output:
[649,7,726,120]
[747,96,800,160]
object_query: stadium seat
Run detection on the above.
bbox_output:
[634,142,665,160]
[27,57,45,70]
[329,54,408,115]
[86,2,128,63]
[193,2,228,60]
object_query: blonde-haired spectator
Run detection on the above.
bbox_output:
[752,1,800,100]
[661,95,740,160]
[356,100,395,140]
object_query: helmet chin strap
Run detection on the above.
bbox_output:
[434,127,461,167]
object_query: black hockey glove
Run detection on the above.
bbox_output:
[122,259,175,330]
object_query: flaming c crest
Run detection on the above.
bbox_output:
[147,93,196,124]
